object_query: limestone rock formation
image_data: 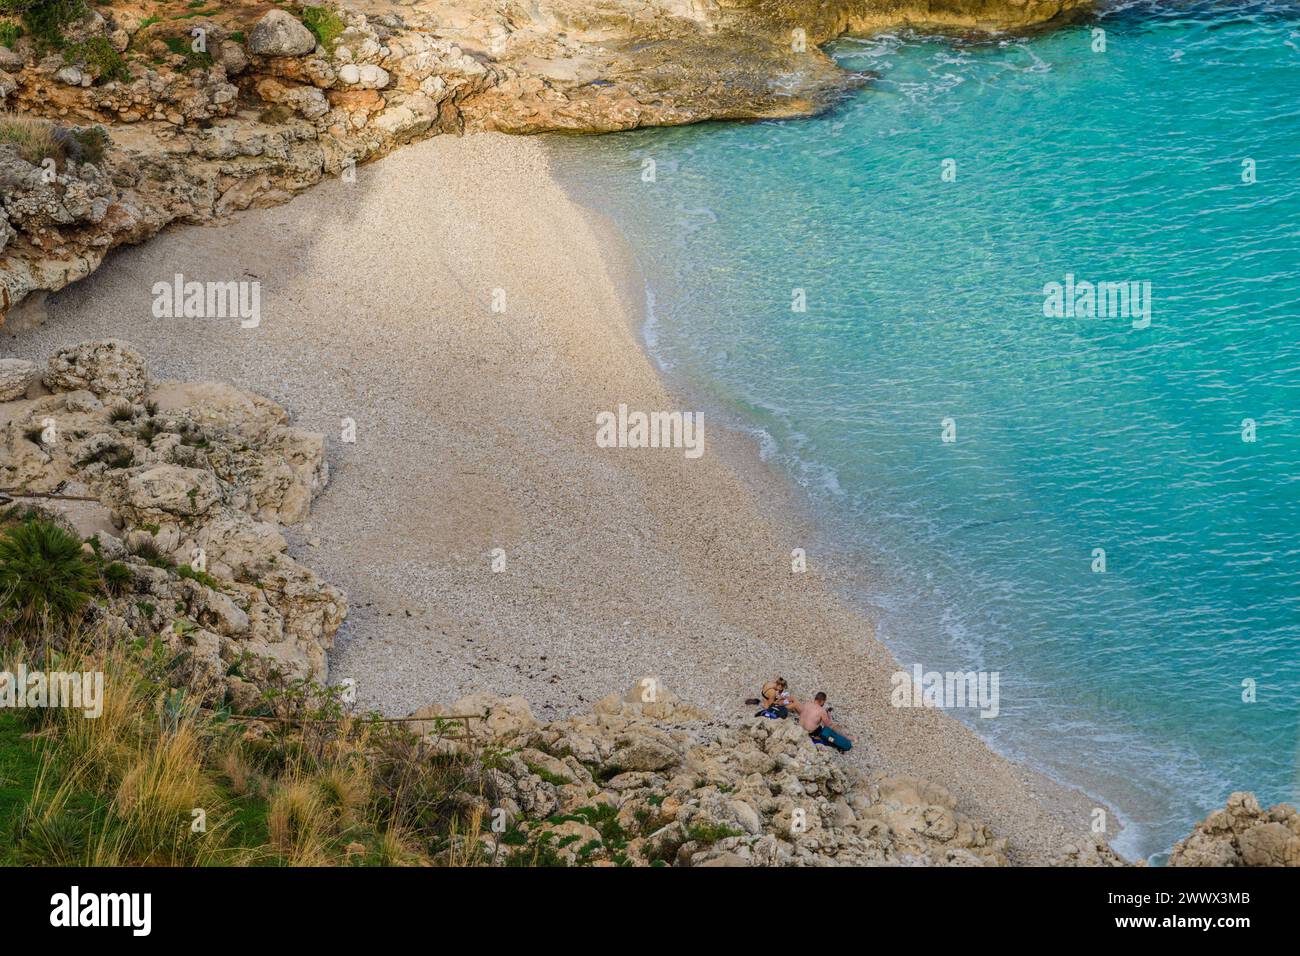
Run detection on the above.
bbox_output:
[44,339,148,402]
[0,340,346,709]
[1051,834,1131,867]
[415,676,1043,866]
[0,358,37,401]
[1169,792,1300,867]
[247,10,319,58]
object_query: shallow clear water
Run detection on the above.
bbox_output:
[547,0,1300,859]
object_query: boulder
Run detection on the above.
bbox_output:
[218,40,249,75]
[1053,836,1132,867]
[337,63,390,89]
[247,10,317,58]
[123,464,223,519]
[605,734,681,774]
[45,340,148,401]
[0,358,37,400]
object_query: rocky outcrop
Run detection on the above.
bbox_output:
[418,677,1057,866]
[43,339,148,401]
[0,340,345,710]
[418,680,1279,867]
[1051,834,1131,867]
[0,358,37,401]
[0,0,1092,323]
[246,10,318,58]
[1169,792,1300,867]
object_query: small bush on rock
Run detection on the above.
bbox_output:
[0,519,97,631]
[298,5,343,50]
[162,34,213,71]
[1,0,86,48]
[64,36,129,84]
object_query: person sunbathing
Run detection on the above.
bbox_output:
[799,692,852,752]
[755,677,798,719]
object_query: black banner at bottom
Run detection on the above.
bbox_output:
[2,864,1282,941]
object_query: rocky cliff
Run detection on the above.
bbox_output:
[1,340,344,708]
[1168,791,1300,867]
[0,0,1092,323]
[412,678,1298,867]
[415,678,1060,866]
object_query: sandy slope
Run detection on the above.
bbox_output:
[2,132,1107,863]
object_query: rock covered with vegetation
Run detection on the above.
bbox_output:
[0,339,345,710]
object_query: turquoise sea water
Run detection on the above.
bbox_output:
[547,0,1300,860]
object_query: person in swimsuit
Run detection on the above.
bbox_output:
[756,677,799,719]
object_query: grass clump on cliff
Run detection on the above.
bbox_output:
[0,113,109,167]
[297,5,343,50]
[0,113,60,163]
[64,34,130,84]
[0,0,85,48]
[0,19,21,46]
[0,623,505,866]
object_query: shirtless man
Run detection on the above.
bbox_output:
[799,692,852,752]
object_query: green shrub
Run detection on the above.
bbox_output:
[0,520,98,630]
[299,5,343,50]
[162,34,212,71]
[0,20,21,46]
[127,537,173,570]
[64,35,129,84]
[101,561,132,597]
[176,563,222,591]
[2,0,86,47]
[685,821,744,845]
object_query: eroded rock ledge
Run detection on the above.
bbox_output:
[0,339,344,709]
[411,678,1299,867]
[1169,791,1300,867]
[413,678,1053,866]
[0,0,1091,323]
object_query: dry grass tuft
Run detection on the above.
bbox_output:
[0,113,62,164]
[267,776,331,865]
[1,617,498,867]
